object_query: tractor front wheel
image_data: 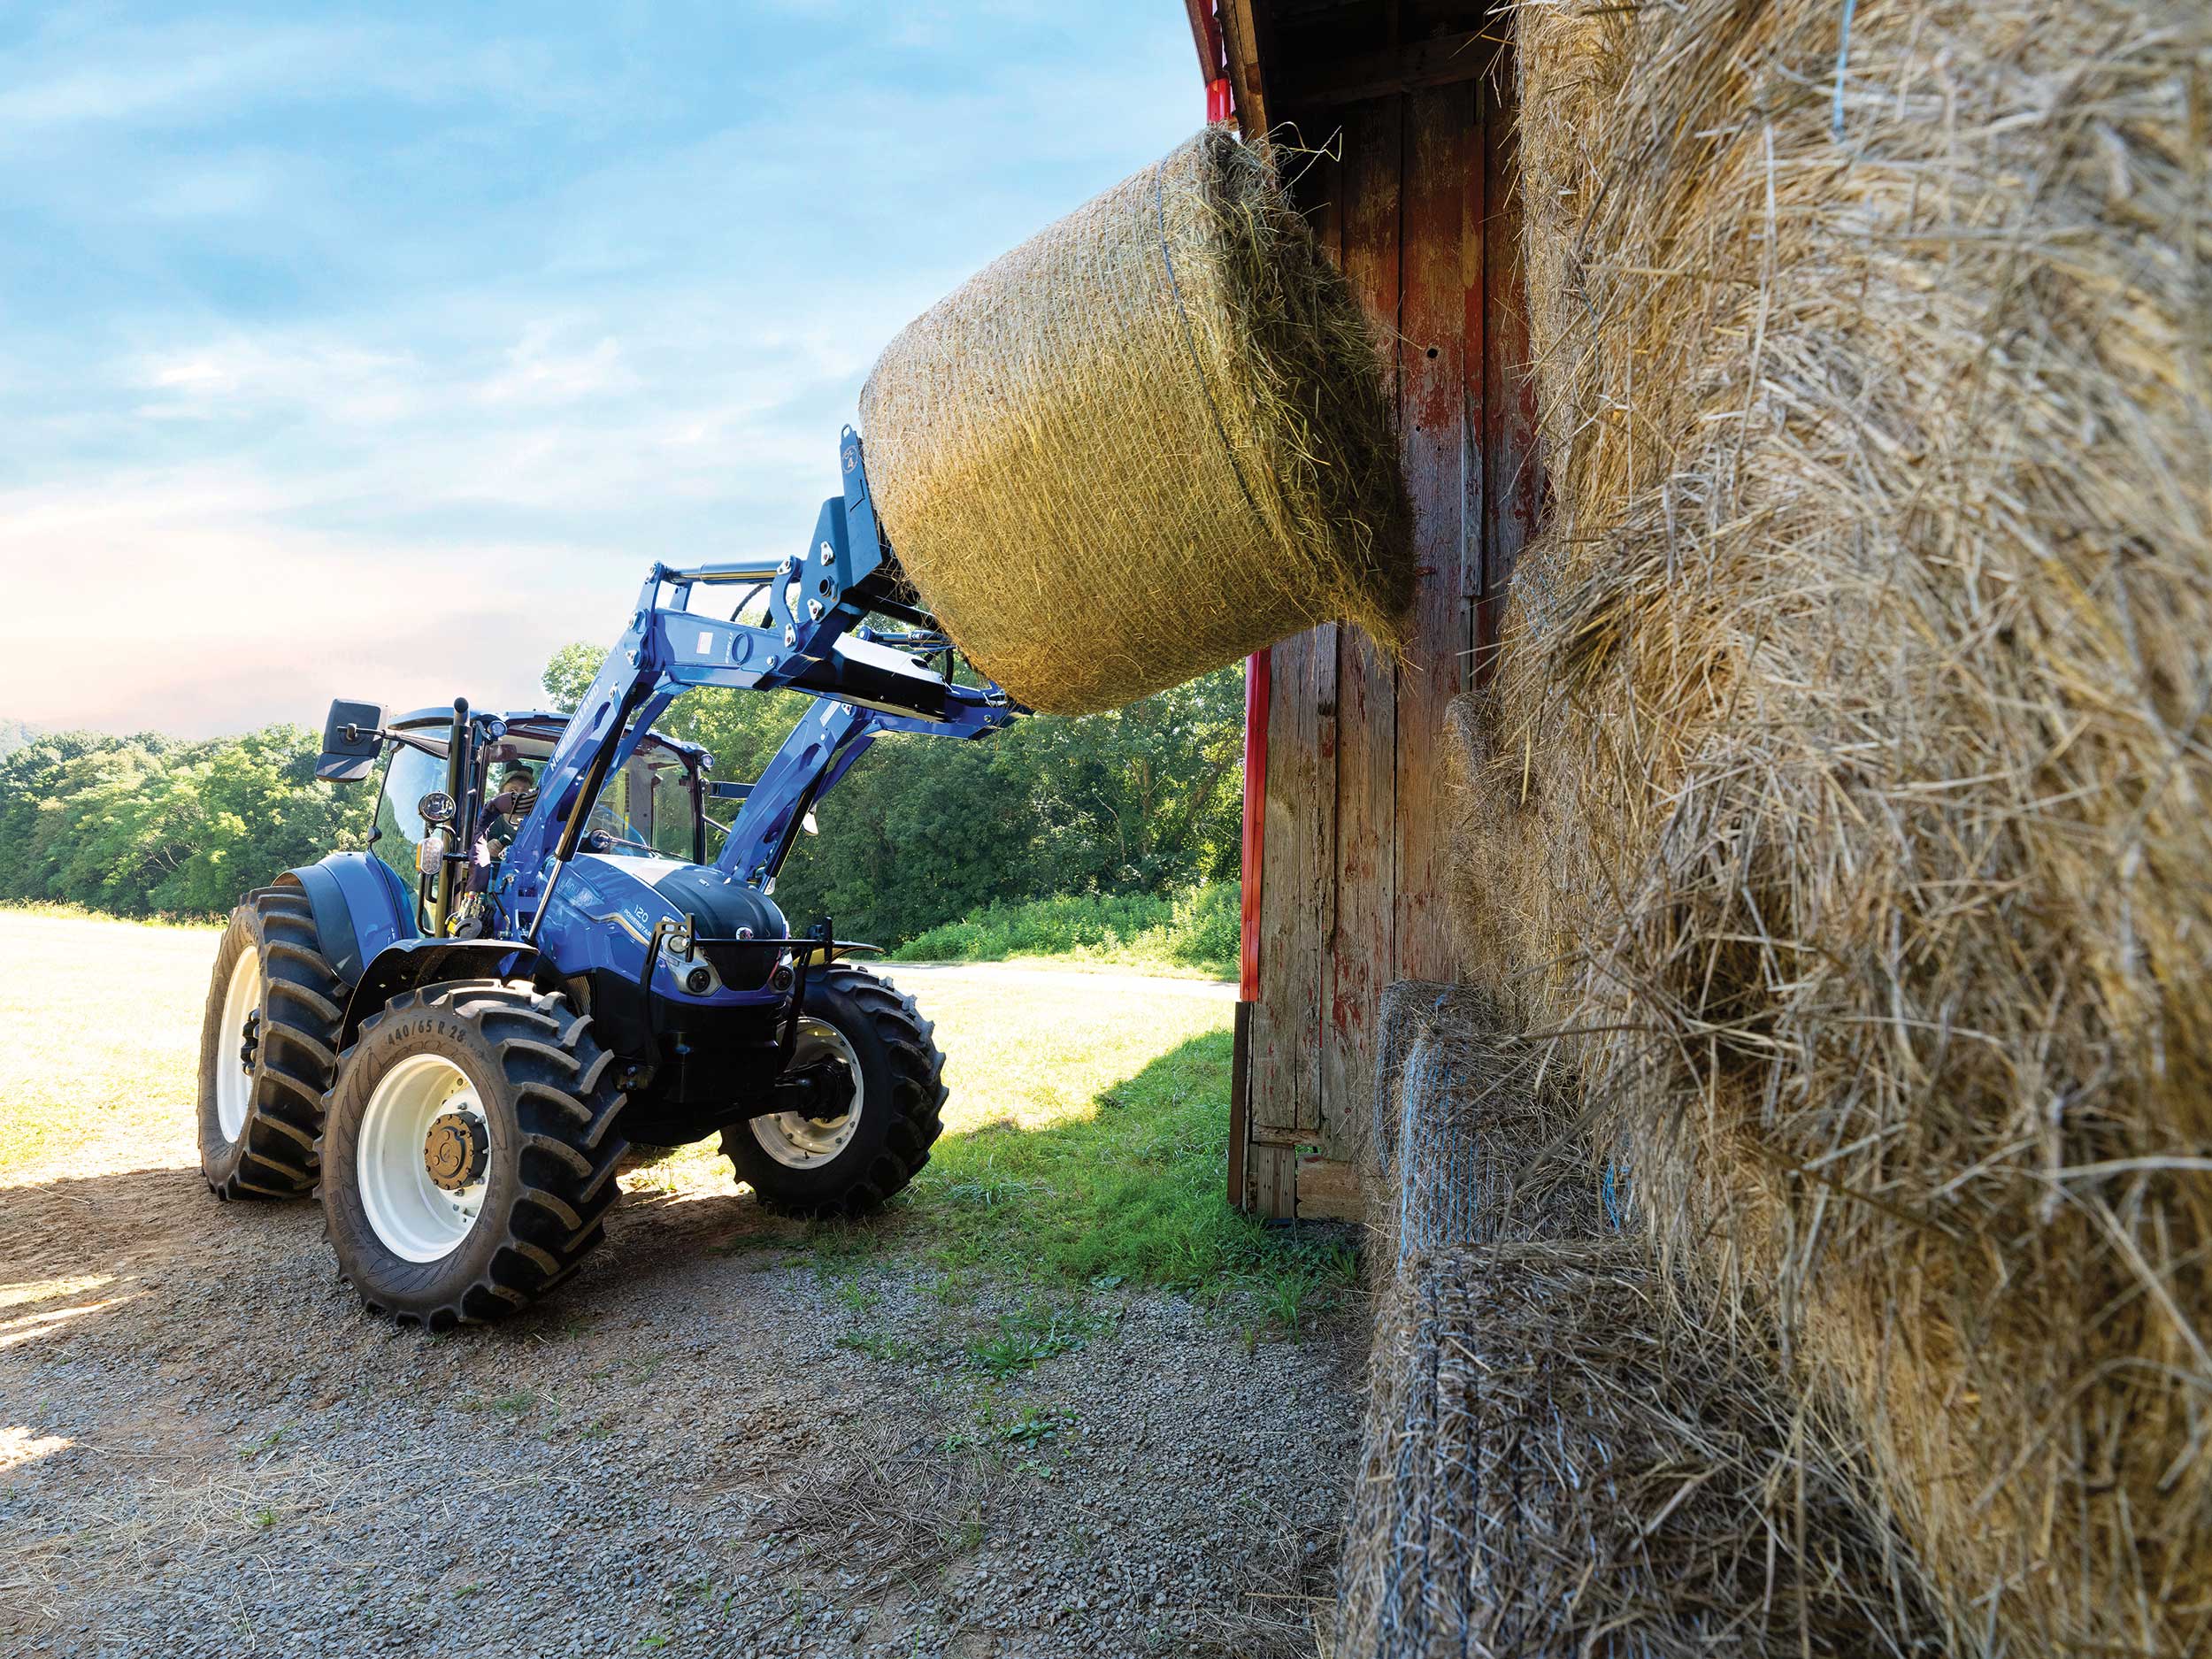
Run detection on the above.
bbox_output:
[319,984,627,1328]
[723,965,947,1218]
[196,884,346,1201]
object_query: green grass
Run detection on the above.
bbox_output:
[464,1388,539,1416]
[891,884,1239,980]
[655,968,1354,1333]
[964,1303,1102,1377]
[903,1025,1359,1329]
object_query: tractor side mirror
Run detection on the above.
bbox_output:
[317,698,387,782]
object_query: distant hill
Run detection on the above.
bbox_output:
[0,719,35,762]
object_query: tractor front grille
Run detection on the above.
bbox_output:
[696,938,779,994]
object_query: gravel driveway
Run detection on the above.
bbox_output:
[0,938,1359,1659]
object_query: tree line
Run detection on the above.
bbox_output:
[0,652,1244,948]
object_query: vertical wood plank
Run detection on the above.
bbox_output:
[1246,134,1352,1188]
[1393,81,1480,987]
[1480,57,1541,667]
[1299,135,1345,1147]
[1462,71,1489,653]
[1227,998,1251,1208]
[1319,93,1402,1167]
[1250,623,1324,1140]
[1248,1142,1296,1220]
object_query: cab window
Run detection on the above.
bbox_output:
[640,754,697,859]
[581,749,697,860]
[373,740,448,902]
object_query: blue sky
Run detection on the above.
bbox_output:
[0,3,1199,736]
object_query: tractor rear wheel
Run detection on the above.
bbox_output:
[196,884,346,1201]
[723,965,946,1218]
[319,983,627,1328]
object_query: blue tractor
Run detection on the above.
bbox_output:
[195,431,1021,1326]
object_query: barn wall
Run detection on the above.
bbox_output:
[1241,61,1542,1218]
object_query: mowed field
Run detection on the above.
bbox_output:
[0,909,1360,1659]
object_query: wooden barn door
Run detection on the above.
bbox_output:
[1239,62,1541,1218]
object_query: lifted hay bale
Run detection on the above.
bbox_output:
[860,127,1412,715]
[1466,2,2212,1649]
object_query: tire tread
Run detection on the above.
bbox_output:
[724,964,947,1220]
[326,983,627,1328]
[201,883,347,1201]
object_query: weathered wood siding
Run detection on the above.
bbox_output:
[1240,62,1543,1217]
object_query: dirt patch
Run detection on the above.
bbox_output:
[0,931,1360,1659]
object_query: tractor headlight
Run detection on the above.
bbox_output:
[416,829,449,875]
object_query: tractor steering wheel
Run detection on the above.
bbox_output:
[583,826,658,857]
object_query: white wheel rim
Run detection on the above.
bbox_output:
[215,949,262,1141]
[357,1055,490,1263]
[750,1018,864,1170]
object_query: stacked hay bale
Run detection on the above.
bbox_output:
[1463,2,2212,1650]
[1338,985,1943,1656]
[861,127,1412,715]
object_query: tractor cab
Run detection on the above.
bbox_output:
[357,707,710,941]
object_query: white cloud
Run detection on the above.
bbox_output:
[0,17,595,139]
[0,3,1202,737]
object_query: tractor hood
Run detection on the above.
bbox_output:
[549,854,789,950]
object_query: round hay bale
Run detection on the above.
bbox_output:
[859,127,1412,715]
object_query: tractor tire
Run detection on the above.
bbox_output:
[723,964,946,1218]
[196,883,346,1201]
[319,983,627,1328]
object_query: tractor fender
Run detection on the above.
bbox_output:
[283,852,418,987]
[338,939,542,1050]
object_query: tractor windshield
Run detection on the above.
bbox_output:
[372,741,449,905]
[597,748,698,860]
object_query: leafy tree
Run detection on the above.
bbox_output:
[0,726,360,918]
[0,646,1244,939]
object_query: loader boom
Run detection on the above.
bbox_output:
[493,429,1018,933]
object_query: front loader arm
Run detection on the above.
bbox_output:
[714,700,879,889]
[495,430,1019,931]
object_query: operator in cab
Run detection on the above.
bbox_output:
[453,760,539,933]
[477,759,539,853]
